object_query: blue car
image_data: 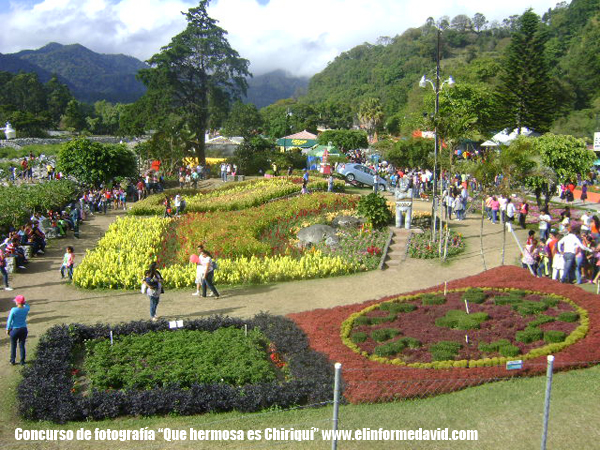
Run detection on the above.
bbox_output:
[336,163,388,191]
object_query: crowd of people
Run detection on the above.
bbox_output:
[520,207,600,285]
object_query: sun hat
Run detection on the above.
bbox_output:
[14,295,25,304]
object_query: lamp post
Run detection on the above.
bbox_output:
[419,27,454,242]
[283,108,292,152]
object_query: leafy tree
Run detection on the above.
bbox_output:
[382,137,434,169]
[92,100,123,135]
[221,101,262,137]
[314,101,354,129]
[7,110,51,137]
[45,75,73,127]
[496,10,555,133]
[61,99,87,132]
[317,130,368,151]
[450,15,473,32]
[230,135,275,175]
[3,73,47,114]
[358,97,384,143]
[139,0,250,164]
[57,138,137,186]
[528,133,595,203]
[472,13,488,32]
[139,114,196,174]
[260,100,319,138]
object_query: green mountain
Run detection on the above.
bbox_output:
[8,42,148,103]
[300,0,600,138]
[2,43,308,108]
[245,70,309,108]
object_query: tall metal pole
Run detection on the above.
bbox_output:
[331,362,342,450]
[431,28,441,242]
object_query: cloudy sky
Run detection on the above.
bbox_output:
[0,0,563,77]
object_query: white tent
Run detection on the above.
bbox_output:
[481,140,499,147]
[489,127,538,146]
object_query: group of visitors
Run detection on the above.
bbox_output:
[520,206,600,284]
[163,194,186,217]
[80,187,128,214]
[483,194,529,228]
[139,245,220,322]
[219,163,238,182]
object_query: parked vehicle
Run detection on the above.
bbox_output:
[336,163,388,191]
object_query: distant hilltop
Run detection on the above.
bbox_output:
[0,42,308,107]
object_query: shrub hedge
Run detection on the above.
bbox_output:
[18,313,335,423]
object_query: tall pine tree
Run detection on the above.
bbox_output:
[496,10,555,133]
[139,0,250,164]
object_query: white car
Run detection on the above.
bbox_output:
[336,163,388,191]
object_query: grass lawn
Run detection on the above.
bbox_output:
[2,362,598,449]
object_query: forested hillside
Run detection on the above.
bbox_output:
[9,43,148,103]
[295,0,600,139]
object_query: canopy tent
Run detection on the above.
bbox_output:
[276,130,318,151]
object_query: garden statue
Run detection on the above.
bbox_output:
[395,176,413,229]
[2,122,16,139]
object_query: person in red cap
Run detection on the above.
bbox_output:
[6,295,30,365]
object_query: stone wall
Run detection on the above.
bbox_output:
[0,136,136,149]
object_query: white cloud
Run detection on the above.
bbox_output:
[0,0,562,75]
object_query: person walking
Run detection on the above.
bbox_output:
[538,208,552,242]
[141,262,163,321]
[519,200,529,229]
[505,198,517,226]
[490,196,500,224]
[581,181,588,204]
[192,246,220,298]
[0,247,13,291]
[60,246,75,280]
[452,195,463,220]
[6,295,30,365]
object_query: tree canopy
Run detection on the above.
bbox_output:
[138,0,250,164]
[496,10,555,133]
[57,138,137,186]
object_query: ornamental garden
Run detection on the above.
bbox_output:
[19,178,600,423]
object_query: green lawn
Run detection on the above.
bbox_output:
[2,363,598,449]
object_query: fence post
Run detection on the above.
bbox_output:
[540,355,554,450]
[331,362,342,450]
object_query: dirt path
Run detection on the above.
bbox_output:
[0,192,528,441]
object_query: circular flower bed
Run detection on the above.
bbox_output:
[288,266,600,403]
[342,288,586,369]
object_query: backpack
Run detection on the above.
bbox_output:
[212,259,219,271]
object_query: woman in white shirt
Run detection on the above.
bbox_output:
[538,208,552,241]
[192,246,220,298]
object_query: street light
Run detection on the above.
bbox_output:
[283,108,292,152]
[419,26,454,242]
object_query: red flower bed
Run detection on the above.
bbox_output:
[288,266,600,403]
[349,290,578,364]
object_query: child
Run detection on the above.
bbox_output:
[60,246,75,280]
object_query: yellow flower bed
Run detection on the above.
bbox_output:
[161,251,358,288]
[73,216,171,289]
